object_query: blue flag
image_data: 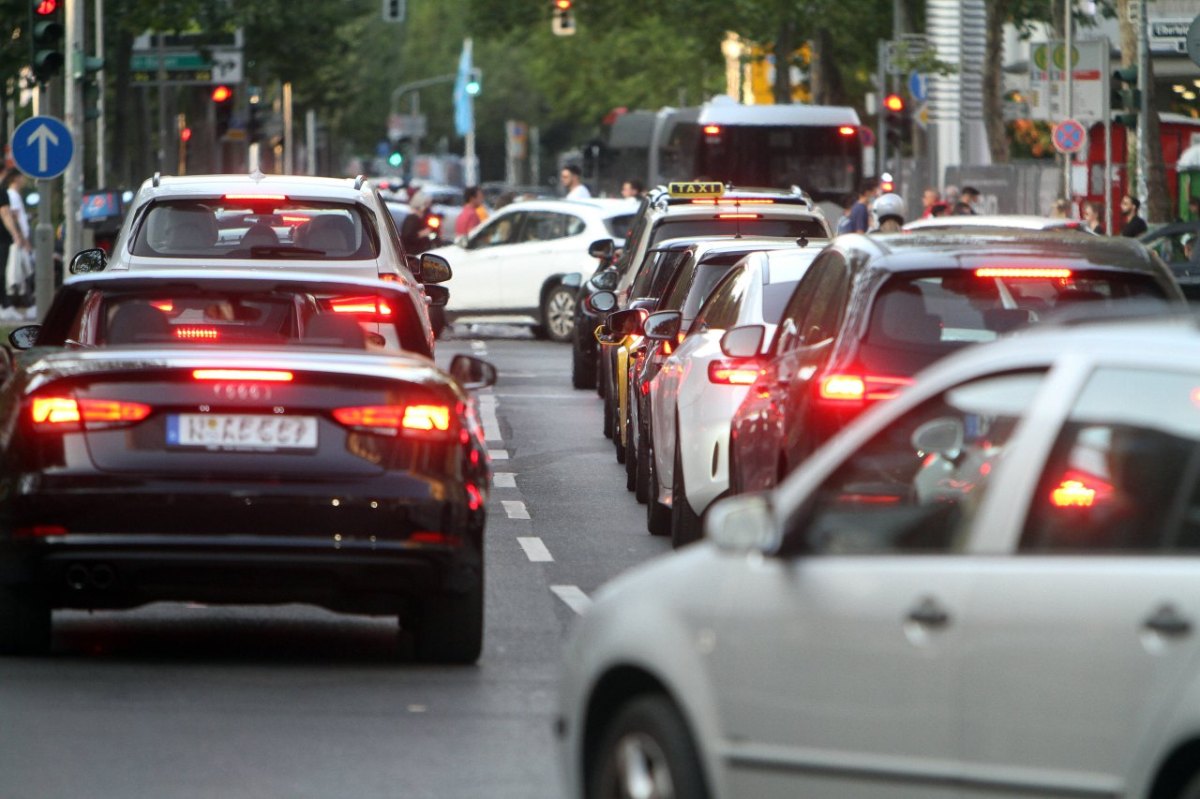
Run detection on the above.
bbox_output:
[453,38,473,137]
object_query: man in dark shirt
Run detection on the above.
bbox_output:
[847,178,878,234]
[1119,194,1148,238]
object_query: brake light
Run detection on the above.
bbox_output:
[328,296,393,317]
[1051,480,1095,508]
[708,359,762,385]
[818,373,913,403]
[703,124,721,135]
[174,326,220,340]
[223,194,287,202]
[280,214,312,225]
[31,396,152,431]
[192,369,294,382]
[975,267,1073,279]
[13,525,68,539]
[425,215,441,230]
[333,403,453,438]
[402,404,451,432]
[839,125,856,136]
[718,213,760,220]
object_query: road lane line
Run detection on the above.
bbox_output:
[517,537,553,562]
[492,472,516,488]
[488,448,510,460]
[494,393,596,400]
[550,585,592,615]
[502,500,530,520]
[475,394,502,441]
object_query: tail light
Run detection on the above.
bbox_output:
[718,213,760,220]
[975,267,1072,279]
[30,396,152,431]
[817,373,913,403]
[326,296,394,318]
[838,125,856,136]
[708,359,762,385]
[1050,470,1114,508]
[333,403,454,439]
[425,214,442,231]
[192,369,294,382]
[174,326,220,340]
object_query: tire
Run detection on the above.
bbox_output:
[671,434,703,549]
[572,341,596,390]
[409,575,483,665]
[586,694,710,799]
[0,586,51,655]
[635,414,652,504]
[646,440,671,536]
[541,285,576,343]
[624,394,638,492]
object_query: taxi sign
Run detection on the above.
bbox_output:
[667,181,725,199]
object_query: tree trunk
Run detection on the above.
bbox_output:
[808,27,845,106]
[772,18,796,104]
[983,0,1012,163]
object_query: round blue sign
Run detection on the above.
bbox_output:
[11,115,74,180]
[1052,118,1087,154]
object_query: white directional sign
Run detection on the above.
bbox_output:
[11,115,74,180]
[1029,39,1110,123]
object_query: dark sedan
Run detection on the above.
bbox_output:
[0,270,494,663]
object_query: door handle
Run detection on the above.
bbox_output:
[1143,605,1192,637]
[907,597,950,628]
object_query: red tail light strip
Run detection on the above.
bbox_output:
[333,404,453,438]
[975,267,1072,279]
[31,396,152,431]
[192,369,294,382]
[708,359,762,385]
[818,374,914,403]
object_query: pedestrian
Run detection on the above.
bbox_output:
[0,168,31,317]
[930,201,950,218]
[871,192,906,233]
[920,186,941,218]
[1081,200,1105,234]
[1118,194,1147,238]
[1049,198,1071,219]
[961,186,981,214]
[835,194,856,235]
[560,164,592,200]
[455,185,485,238]
[847,178,878,234]
[952,201,974,216]
[400,190,436,254]
[620,179,645,199]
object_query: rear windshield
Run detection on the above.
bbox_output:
[58,286,427,355]
[859,270,1171,374]
[649,216,825,246]
[131,199,380,260]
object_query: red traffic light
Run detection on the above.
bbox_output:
[884,94,905,113]
[180,127,192,142]
[211,85,232,103]
[34,0,58,15]
[554,0,572,8]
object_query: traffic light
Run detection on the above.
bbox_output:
[29,0,64,84]
[465,68,481,97]
[388,147,403,168]
[77,52,104,121]
[882,93,909,149]
[212,84,234,137]
[1111,66,1140,127]
[551,0,576,36]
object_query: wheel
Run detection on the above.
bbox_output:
[572,340,596,390]
[646,440,671,536]
[635,414,652,504]
[409,575,483,664]
[0,586,51,655]
[541,285,576,343]
[586,694,710,799]
[671,434,703,549]
[624,395,638,492]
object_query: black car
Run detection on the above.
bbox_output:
[1141,220,1200,300]
[0,270,494,663]
[727,230,1187,496]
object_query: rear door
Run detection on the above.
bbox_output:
[501,210,587,310]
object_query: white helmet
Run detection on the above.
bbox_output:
[873,192,905,223]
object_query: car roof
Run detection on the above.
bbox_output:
[135,173,372,202]
[63,268,415,294]
[837,230,1165,277]
[903,215,1090,232]
[495,198,639,217]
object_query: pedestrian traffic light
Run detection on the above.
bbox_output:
[551,0,576,36]
[212,85,234,137]
[1110,66,1140,127]
[882,93,909,149]
[29,0,64,84]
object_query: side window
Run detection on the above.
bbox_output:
[788,371,1046,554]
[796,256,848,345]
[1021,367,1200,553]
[470,212,522,250]
[520,211,569,242]
[660,254,696,311]
[565,214,586,237]
[695,266,748,331]
[774,255,833,353]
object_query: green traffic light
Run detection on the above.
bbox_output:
[388,151,403,167]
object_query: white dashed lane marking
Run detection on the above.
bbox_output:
[501,500,530,520]
[492,472,516,488]
[475,394,502,442]
[488,448,510,460]
[517,537,553,562]
[550,585,591,615]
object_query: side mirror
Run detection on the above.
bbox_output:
[8,325,40,350]
[588,290,617,313]
[589,269,619,291]
[642,310,682,342]
[608,308,647,338]
[720,325,765,358]
[705,494,776,553]
[588,238,615,260]
[418,253,452,284]
[424,285,449,307]
[628,298,658,313]
[449,354,497,390]
[70,248,107,275]
[911,418,964,461]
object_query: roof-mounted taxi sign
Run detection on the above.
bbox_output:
[667,181,725,199]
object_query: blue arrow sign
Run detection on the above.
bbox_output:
[908,71,928,102]
[12,116,74,180]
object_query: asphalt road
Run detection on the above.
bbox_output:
[0,325,668,799]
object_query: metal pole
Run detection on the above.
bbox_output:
[156,31,167,173]
[94,0,106,188]
[305,109,316,175]
[34,87,53,319]
[412,91,421,169]
[282,81,293,176]
[62,0,83,272]
[1063,0,1073,205]
[877,40,887,179]
[1135,0,1149,211]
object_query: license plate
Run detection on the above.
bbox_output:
[166,414,318,451]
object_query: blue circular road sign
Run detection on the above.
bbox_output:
[11,115,74,180]
[1052,118,1087,154]
[908,71,928,103]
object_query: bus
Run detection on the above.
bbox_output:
[596,95,864,216]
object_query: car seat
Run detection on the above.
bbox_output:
[106,303,173,344]
[164,207,218,252]
[240,221,280,249]
[871,286,942,345]
[299,215,355,253]
[303,313,367,348]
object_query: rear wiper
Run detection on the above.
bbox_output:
[248,246,325,257]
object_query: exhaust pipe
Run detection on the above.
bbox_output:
[90,564,116,590]
[65,564,90,591]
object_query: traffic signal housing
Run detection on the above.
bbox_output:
[29,0,64,84]
[1111,66,1140,128]
[552,0,576,36]
[212,85,234,137]
[882,93,909,150]
[77,52,104,121]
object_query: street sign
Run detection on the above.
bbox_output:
[908,71,927,102]
[131,49,242,85]
[1029,39,1109,123]
[914,102,929,131]
[12,116,74,179]
[1150,18,1194,54]
[1052,118,1087,154]
[1187,14,1200,68]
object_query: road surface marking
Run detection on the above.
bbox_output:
[475,394,502,441]
[493,472,516,488]
[517,537,553,562]
[494,393,594,400]
[502,500,530,520]
[550,585,592,615]
[488,448,509,460]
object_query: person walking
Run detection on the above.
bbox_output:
[454,185,485,238]
[400,190,436,254]
[1081,200,1105,234]
[620,179,645,199]
[560,165,592,200]
[847,178,878,234]
[1118,194,1147,238]
[0,168,31,318]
